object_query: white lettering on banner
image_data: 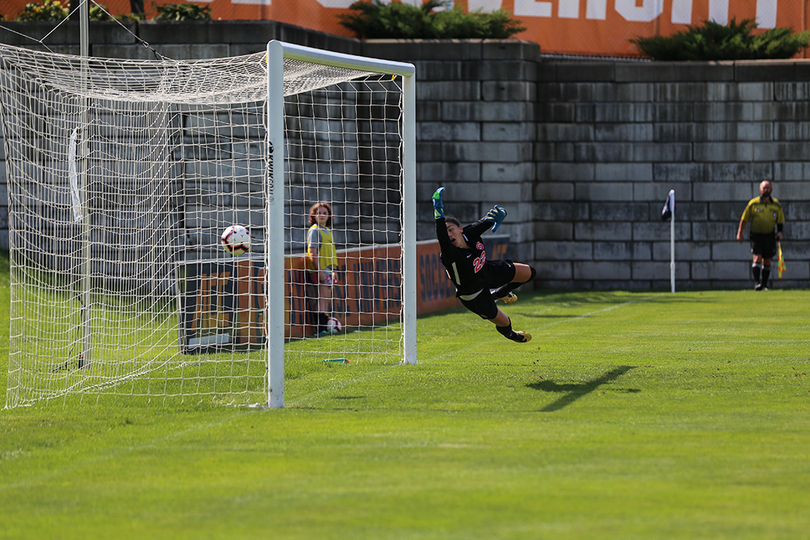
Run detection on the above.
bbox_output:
[466,0,500,10]
[232,0,271,4]
[315,0,354,7]
[558,0,579,19]
[586,0,606,20]
[756,0,777,28]
[708,0,729,23]
[615,0,664,22]
[514,0,552,18]
[671,0,778,28]
[707,0,777,28]
[671,0,692,24]
[303,0,778,28]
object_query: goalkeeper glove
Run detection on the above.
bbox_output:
[484,205,507,232]
[432,187,445,220]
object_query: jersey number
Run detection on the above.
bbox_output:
[473,251,486,272]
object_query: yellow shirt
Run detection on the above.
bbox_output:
[741,196,785,235]
[306,224,337,271]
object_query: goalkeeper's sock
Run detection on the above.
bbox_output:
[492,266,537,299]
[496,318,530,342]
[492,283,518,299]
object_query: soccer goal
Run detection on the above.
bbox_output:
[0,41,416,408]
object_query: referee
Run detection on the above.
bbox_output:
[736,180,785,291]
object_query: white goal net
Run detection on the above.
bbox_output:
[0,41,416,408]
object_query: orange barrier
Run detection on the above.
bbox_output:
[177,236,509,352]
[287,244,404,339]
[2,0,808,58]
[178,245,404,351]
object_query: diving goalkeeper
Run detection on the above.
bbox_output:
[432,187,536,343]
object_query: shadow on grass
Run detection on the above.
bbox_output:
[527,365,636,412]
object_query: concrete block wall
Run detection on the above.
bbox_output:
[533,60,810,289]
[370,40,810,290]
[2,21,810,289]
[362,39,541,265]
[0,20,359,59]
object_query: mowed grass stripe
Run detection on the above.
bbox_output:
[290,293,662,409]
[1,259,809,540]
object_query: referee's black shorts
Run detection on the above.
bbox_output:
[750,233,777,259]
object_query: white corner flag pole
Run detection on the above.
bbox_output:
[669,190,675,294]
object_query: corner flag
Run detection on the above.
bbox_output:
[661,190,675,293]
[661,190,674,221]
[778,241,785,278]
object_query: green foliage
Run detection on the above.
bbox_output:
[87,4,113,21]
[11,0,141,22]
[632,18,810,61]
[14,0,68,21]
[153,2,211,21]
[339,0,525,40]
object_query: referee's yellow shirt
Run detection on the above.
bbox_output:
[741,196,785,235]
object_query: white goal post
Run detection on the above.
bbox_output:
[0,41,416,408]
[265,42,417,407]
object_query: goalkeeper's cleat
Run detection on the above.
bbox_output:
[511,331,531,343]
[502,292,518,304]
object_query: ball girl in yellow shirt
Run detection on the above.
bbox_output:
[306,202,339,335]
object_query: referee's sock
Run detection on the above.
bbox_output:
[761,266,771,288]
[752,262,762,283]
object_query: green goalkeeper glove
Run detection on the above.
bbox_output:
[484,205,507,232]
[432,187,445,220]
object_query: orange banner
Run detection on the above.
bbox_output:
[177,245,403,351]
[3,0,807,58]
[177,235,510,351]
[286,244,403,339]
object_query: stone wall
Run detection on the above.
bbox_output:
[2,21,809,289]
[361,42,810,290]
[531,60,810,289]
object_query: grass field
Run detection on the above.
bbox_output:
[1,249,809,539]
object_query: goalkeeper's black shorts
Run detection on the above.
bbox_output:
[457,260,516,320]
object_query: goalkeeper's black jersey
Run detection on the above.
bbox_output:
[436,217,494,297]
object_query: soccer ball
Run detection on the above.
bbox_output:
[326,316,342,334]
[221,225,251,256]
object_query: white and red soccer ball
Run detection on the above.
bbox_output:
[326,316,342,334]
[220,225,251,256]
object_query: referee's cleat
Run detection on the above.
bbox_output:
[502,292,518,304]
[511,331,531,343]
